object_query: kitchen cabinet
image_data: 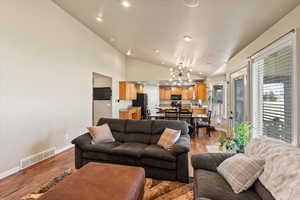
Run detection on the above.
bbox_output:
[171,87,182,95]
[188,86,196,100]
[119,81,137,100]
[128,106,141,120]
[192,108,207,114]
[181,87,189,100]
[135,84,144,93]
[119,107,141,120]
[119,110,133,119]
[160,86,195,100]
[160,87,171,100]
[196,82,207,100]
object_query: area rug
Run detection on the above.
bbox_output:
[21,169,193,200]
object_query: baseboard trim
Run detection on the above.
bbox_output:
[0,166,20,180]
[55,144,74,155]
[0,144,74,180]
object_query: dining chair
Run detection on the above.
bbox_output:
[165,109,178,120]
[179,111,194,136]
[179,111,193,124]
[196,111,212,136]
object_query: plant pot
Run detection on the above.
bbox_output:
[236,145,245,153]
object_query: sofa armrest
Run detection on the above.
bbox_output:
[191,153,235,172]
[172,134,190,154]
[71,133,92,149]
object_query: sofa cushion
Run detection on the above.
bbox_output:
[157,128,181,150]
[80,142,120,154]
[124,120,152,144]
[141,158,176,170]
[141,145,176,162]
[151,120,188,144]
[87,124,115,144]
[254,181,275,200]
[82,152,112,161]
[217,154,265,194]
[97,118,127,142]
[111,143,148,158]
[194,169,262,200]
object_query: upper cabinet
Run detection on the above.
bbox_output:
[135,84,144,93]
[196,82,207,100]
[171,87,182,95]
[160,86,198,100]
[181,87,189,100]
[188,86,196,100]
[119,81,137,100]
[160,87,171,100]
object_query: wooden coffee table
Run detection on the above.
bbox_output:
[39,162,145,200]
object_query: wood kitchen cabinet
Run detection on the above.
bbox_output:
[135,84,144,93]
[119,81,137,100]
[188,86,196,100]
[181,87,189,100]
[171,87,182,95]
[192,108,207,114]
[196,82,207,100]
[160,87,171,100]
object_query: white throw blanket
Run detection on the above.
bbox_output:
[245,136,300,200]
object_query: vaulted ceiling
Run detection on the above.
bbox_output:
[53,0,300,76]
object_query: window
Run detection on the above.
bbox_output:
[212,85,224,104]
[251,33,295,144]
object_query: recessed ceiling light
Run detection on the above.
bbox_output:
[126,49,132,56]
[161,62,165,65]
[183,35,192,42]
[183,0,200,8]
[121,0,131,8]
[110,37,115,42]
[154,49,160,53]
[96,16,103,22]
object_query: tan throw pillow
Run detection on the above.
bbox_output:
[87,123,115,144]
[157,128,181,150]
[217,154,265,194]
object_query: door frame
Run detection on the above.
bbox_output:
[229,62,250,131]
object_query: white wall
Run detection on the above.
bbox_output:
[0,0,127,173]
[126,58,201,81]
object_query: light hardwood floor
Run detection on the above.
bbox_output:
[0,129,219,200]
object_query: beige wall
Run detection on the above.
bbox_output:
[0,0,127,173]
[126,58,202,81]
[228,4,300,72]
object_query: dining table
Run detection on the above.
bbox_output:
[148,113,208,136]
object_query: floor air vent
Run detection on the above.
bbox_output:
[20,147,56,169]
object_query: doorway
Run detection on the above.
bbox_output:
[92,72,112,125]
[230,65,250,129]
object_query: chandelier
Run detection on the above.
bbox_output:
[169,62,193,86]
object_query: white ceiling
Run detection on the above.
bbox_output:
[53,0,300,76]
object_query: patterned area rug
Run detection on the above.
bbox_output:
[21,169,193,200]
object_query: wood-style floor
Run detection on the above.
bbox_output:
[0,130,219,200]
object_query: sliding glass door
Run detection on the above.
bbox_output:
[230,66,249,129]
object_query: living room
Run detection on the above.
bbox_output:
[1,0,300,200]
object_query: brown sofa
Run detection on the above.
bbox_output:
[192,153,275,200]
[72,118,191,183]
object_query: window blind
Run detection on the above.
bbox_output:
[251,33,295,144]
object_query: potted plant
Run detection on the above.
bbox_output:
[217,122,251,153]
[218,133,227,151]
[233,122,252,153]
